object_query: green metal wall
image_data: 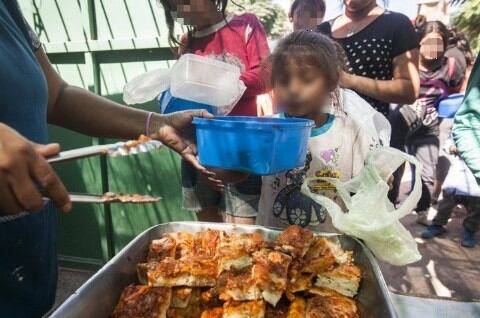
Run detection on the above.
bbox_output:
[18,0,193,269]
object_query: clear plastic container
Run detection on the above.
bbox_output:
[170,54,245,108]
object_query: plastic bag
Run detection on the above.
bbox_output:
[123,68,171,105]
[339,89,392,146]
[442,154,480,197]
[302,147,422,266]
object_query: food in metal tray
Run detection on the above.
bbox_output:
[111,225,362,318]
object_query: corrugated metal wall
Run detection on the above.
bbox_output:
[18,0,194,269]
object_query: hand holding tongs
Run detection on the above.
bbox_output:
[44,142,162,204]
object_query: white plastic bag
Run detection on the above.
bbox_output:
[123,68,171,105]
[339,89,392,146]
[442,155,480,197]
[302,147,422,266]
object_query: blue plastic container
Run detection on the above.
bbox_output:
[438,93,465,118]
[158,89,215,114]
[193,116,315,175]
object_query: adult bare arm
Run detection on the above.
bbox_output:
[0,124,71,215]
[35,48,212,171]
[341,49,420,105]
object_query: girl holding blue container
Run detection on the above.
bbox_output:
[253,31,378,232]
[157,0,270,224]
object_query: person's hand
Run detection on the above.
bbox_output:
[387,175,394,191]
[150,110,214,173]
[0,124,71,215]
[449,144,459,155]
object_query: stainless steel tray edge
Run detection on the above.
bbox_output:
[51,222,398,318]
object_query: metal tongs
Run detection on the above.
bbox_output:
[44,142,162,204]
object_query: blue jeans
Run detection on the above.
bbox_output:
[0,204,57,317]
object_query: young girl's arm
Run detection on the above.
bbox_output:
[240,14,270,97]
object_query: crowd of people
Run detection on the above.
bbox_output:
[162,0,476,242]
[0,0,478,316]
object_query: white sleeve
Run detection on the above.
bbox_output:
[351,126,378,177]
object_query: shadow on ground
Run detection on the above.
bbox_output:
[381,198,480,301]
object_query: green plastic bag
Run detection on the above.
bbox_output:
[302,147,422,266]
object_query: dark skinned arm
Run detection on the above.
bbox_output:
[341,49,420,105]
[36,47,212,171]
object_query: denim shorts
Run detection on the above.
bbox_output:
[181,161,261,218]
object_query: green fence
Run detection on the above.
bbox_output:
[18,0,194,269]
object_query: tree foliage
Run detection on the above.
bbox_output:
[453,0,480,52]
[229,0,288,38]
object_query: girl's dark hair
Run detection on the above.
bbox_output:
[418,21,449,52]
[289,0,326,19]
[269,30,344,108]
[158,0,228,48]
[270,31,342,89]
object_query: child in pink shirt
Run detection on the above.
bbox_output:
[160,0,270,116]
[158,0,270,223]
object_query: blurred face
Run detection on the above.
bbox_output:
[292,5,324,31]
[343,0,376,13]
[420,32,445,61]
[168,0,213,26]
[273,61,331,117]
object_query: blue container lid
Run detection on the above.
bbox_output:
[193,116,315,130]
[438,93,464,119]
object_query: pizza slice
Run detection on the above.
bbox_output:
[165,288,203,318]
[218,232,265,273]
[253,248,292,306]
[286,260,314,300]
[110,284,171,318]
[223,300,266,318]
[265,298,289,318]
[287,296,307,318]
[200,307,223,318]
[306,295,359,318]
[147,236,177,262]
[305,237,353,267]
[314,263,362,298]
[169,287,193,308]
[137,256,218,287]
[274,225,314,258]
[166,232,195,259]
[302,237,342,274]
[193,229,222,257]
[217,266,262,302]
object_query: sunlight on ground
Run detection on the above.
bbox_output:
[426,260,452,298]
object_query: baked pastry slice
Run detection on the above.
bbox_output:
[218,232,264,273]
[223,300,266,318]
[217,266,262,302]
[274,225,314,258]
[314,264,362,298]
[137,256,218,287]
[110,284,171,318]
[253,248,292,306]
[306,294,359,318]
[147,236,177,262]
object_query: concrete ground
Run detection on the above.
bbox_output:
[381,205,480,301]
[48,267,94,315]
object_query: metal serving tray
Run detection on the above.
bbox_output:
[51,222,397,318]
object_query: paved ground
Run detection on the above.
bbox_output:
[381,205,480,301]
[48,268,94,315]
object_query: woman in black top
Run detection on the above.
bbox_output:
[318,0,420,117]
